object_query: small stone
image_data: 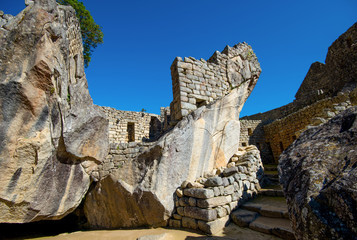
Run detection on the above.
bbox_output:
[176,188,183,197]
[204,176,223,187]
[196,195,232,208]
[169,219,181,228]
[181,181,189,189]
[188,197,196,207]
[182,217,198,230]
[223,166,239,177]
[173,214,182,220]
[224,185,235,195]
[184,206,217,222]
[177,207,185,216]
[187,181,204,188]
[213,187,220,197]
[216,206,228,218]
[230,156,239,162]
[227,162,235,168]
[229,201,239,212]
[222,178,229,187]
[179,197,190,207]
[184,188,214,199]
[219,186,225,195]
[228,176,235,184]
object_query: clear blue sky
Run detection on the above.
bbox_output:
[2,1,357,116]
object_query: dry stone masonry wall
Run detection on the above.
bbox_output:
[169,146,264,234]
[170,43,261,122]
[100,106,162,143]
[92,141,156,180]
[239,120,274,163]
[264,89,357,161]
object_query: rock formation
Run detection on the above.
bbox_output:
[0,0,108,223]
[279,107,357,239]
[84,44,261,229]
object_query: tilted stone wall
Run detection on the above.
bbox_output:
[170,43,261,122]
[99,106,162,144]
[169,146,264,234]
[264,89,357,161]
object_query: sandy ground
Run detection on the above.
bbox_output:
[23,223,281,240]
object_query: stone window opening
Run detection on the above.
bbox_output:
[196,99,207,108]
[248,128,253,136]
[242,142,247,147]
[127,122,135,142]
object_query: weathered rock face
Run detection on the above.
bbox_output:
[84,51,261,228]
[0,0,108,223]
[279,107,357,239]
[295,22,357,105]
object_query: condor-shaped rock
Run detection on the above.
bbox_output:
[84,44,261,228]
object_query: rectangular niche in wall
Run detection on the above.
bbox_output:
[196,99,207,108]
[127,122,135,142]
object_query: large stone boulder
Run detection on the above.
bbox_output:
[279,107,357,239]
[0,0,108,223]
[84,57,261,228]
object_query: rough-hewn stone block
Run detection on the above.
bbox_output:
[182,217,198,230]
[184,188,214,199]
[197,195,232,208]
[197,215,229,234]
[204,176,223,187]
[223,166,239,176]
[183,206,217,221]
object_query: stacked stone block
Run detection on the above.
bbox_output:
[170,43,261,122]
[169,146,264,234]
[100,106,161,143]
[93,141,156,180]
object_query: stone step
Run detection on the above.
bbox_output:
[264,170,279,178]
[259,188,284,197]
[263,164,278,172]
[249,216,295,240]
[241,196,289,219]
[231,209,295,240]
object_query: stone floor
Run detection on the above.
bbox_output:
[21,223,281,240]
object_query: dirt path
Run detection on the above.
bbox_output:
[25,223,281,240]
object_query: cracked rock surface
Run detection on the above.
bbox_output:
[279,106,357,239]
[0,0,108,223]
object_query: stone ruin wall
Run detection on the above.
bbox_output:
[170,43,261,123]
[92,141,156,180]
[99,106,162,144]
[241,89,357,163]
[239,120,274,163]
[169,146,264,234]
[264,90,357,161]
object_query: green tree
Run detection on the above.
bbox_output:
[57,0,103,67]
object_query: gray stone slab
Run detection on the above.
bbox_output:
[184,206,218,222]
[184,188,214,199]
